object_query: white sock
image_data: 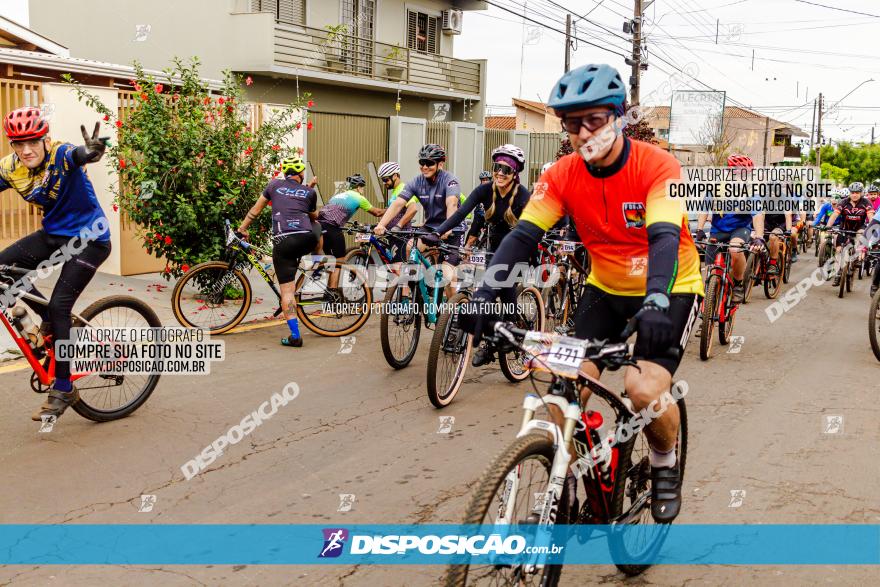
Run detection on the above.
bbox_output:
[649,445,676,468]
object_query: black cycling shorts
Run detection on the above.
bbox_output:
[706,227,751,262]
[273,232,318,284]
[319,223,347,259]
[574,285,700,376]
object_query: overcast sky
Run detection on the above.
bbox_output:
[455,0,880,144]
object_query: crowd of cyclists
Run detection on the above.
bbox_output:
[3,61,879,532]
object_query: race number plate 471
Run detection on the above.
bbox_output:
[355,233,371,242]
[523,332,586,377]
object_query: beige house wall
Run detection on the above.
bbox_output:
[41,83,121,275]
[29,0,275,81]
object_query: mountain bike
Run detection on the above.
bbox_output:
[541,235,589,335]
[379,229,456,369]
[866,249,880,361]
[445,322,687,585]
[0,265,161,422]
[171,220,371,336]
[695,239,740,360]
[831,228,859,299]
[743,233,787,301]
[425,250,546,408]
[340,221,404,278]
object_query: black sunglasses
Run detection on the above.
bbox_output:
[561,111,615,134]
[419,159,438,168]
[492,162,514,175]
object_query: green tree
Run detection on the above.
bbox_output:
[813,142,880,184]
[64,58,313,279]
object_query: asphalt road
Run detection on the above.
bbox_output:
[1,255,879,586]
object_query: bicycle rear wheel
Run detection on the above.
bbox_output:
[295,263,372,337]
[782,246,792,284]
[608,397,687,576]
[444,433,568,587]
[426,292,473,408]
[171,261,252,335]
[500,286,545,383]
[838,259,848,298]
[70,296,162,422]
[380,282,421,369]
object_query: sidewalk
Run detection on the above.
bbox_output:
[0,268,282,361]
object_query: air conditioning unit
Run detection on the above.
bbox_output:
[442,9,463,35]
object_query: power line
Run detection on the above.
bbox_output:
[793,0,880,18]
[482,0,629,58]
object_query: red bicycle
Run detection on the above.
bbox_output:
[695,239,740,360]
[1,265,162,422]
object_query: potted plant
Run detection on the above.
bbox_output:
[382,44,405,81]
[322,24,349,72]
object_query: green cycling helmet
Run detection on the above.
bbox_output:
[281,156,306,175]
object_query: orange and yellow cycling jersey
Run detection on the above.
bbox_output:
[521,139,703,296]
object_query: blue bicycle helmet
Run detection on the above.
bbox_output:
[548,64,626,114]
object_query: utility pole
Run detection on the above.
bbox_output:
[629,0,643,105]
[715,19,719,44]
[564,14,572,73]
[763,116,770,166]
[872,125,875,145]
[751,50,755,71]
[816,92,823,169]
[809,98,817,154]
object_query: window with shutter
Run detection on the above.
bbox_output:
[277,0,306,26]
[405,10,440,54]
[406,10,417,51]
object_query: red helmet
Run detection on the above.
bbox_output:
[727,154,754,168]
[3,107,49,141]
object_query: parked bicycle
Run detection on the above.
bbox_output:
[445,322,687,585]
[172,220,371,336]
[0,265,161,421]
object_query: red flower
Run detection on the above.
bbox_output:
[217,159,224,166]
[102,114,110,121]
[271,144,280,151]
[203,97,211,105]
[197,151,205,158]
[226,105,234,113]
[134,83,142,92]
[227,200,234,205]
[244,147,253,156]
[164,236,172,245]
[295,122,301,130]
[272,171,280,178]
[215,181,221,187]
[140,92,148,101]
[115,120,123,128]
[118,159,127,169]
[218,97,225,105]
[112,204,119,212]
[172,94,180,102]
[240,179,247,186]
[154,83,163,94]
[181,264,190,273]
[246,76,253,86]
[235,131,241,138]
[307,120,313,131]
[307,100,314,108]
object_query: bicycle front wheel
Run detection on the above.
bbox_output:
[70,296,162,422]
[380,282,422,369]
[426,292,472,408]
[742,253,757,304]
[699,275,719,360]
[444,433,568,587]
[171,261,252,335]
[868,289,880,361]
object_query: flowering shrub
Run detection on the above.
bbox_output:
[64,58,312,279]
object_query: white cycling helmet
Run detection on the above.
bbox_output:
[839,187,850,198]
[541,161,554,174]
[491,144,526,169]
[377,161,401,178]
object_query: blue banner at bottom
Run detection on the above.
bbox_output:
[0,525,877,565]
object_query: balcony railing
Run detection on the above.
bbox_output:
[784,145,802,159]
[273,23,481,96]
